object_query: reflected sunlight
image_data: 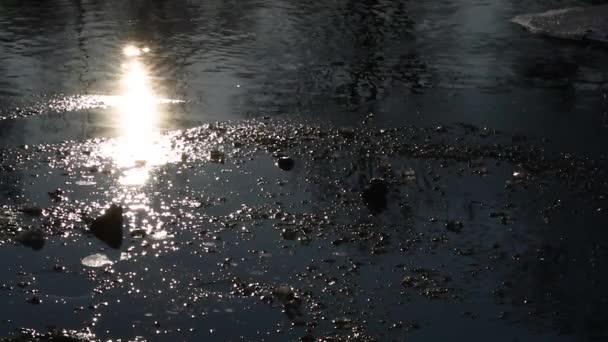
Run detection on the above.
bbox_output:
[101,45,176,186]
[123,45,142,57]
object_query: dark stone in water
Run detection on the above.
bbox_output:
[445,220,464,232]
[28,296,41,305]
[277,156,295,171]
[209,150,225,163]
[281,228,297,240]
[18,206,43,217]
[362,178,388,213]
[90,204,123,249]
[48,189,65,202]
[17,229,45,251]
[130,229,147,238]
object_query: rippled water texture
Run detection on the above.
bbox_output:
[0,0,607,341]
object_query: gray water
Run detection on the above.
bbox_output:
[1,0,608,341]
[1,0,607,149]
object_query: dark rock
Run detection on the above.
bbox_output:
[130,229,147,238]
[333,317,354,330]
[445,220,464,232]
[300,333,315,342]
[362,178,389,213]
[18,206,43,217]
[28,296,41,305]
[16,229,45,251]
[209,150,225,163]
[90,204,123,249]
[277,156,295,171]
[338,128,356,139]
[273,286,296,303]
[281,228,297,240]
[48,189,65,202]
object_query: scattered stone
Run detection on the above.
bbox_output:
[273,286,302,319]
[273,286,296,303]
[338,128,356,138]
[445,220,463,232]
[130,229,147,238]
[81,253,113,268]
[16,229,45,251]
[209,150,225,163]
[401,268,454,299]
[90,204,123,249]
[18,206,43,217]
[362,178,389,213]
[333,317,353,330]
[27,296,41,305]
[48,189,65,202]
[277,156,295,171]
[281,228,297,240]
[300,333,315,342]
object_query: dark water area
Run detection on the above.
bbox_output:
[0,0,608,341]
[0,0,607,151]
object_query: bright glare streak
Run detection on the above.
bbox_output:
[116,59,158,185]
[123,45,142,57]
[102,46,173,186]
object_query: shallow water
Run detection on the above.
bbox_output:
[1,0,607,147]
[0,0,607,341]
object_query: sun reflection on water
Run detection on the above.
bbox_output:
[101,45,178,186]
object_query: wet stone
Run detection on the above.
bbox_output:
[90,204,123,249]
[16,229,45,251]
[130,229,147,239]
[277,156,295,171]
[48,188,65,202]
[338,128,356,139]
[333,317,354,330]
[273,286,296,303]
[27,296,41,305]
[281,228,298,240]
[18,206,43,217]
[300,333,315,342]
[209,150,225,163]
[362,178,389,213]
[445,220,464,233]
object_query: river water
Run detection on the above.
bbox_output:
[1,0,607,149]
[0,0,607,341]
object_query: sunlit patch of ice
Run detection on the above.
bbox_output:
[47,94,184,113]
[75,180,97,186]
[81,253,113,267]
[150,230,173,240]
[512,5,608,44]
